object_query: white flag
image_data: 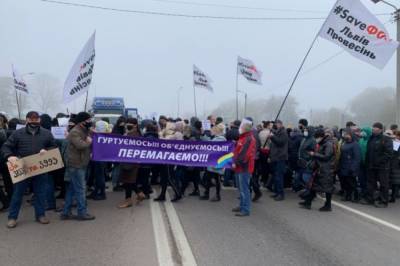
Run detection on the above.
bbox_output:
[237,56,262,85]
[193,65,213,92]
[319,0,399,69]
[63,32,96,104]
[12,65,28,94]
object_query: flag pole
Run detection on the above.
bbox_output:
[84,91,89,112]
[15,90,21,120]
[274,29,323,121]
[235,64,239,120]
[193,84,198,117]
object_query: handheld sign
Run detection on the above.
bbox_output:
[7,149,64,184]
[51,127,67,140]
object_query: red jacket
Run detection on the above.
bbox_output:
[233,131,256,174]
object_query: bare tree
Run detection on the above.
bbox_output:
[29,74,63,115]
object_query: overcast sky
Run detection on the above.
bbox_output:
[0,0,399,118]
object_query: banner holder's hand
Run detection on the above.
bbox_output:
[39,149,47,155]
[8,156,18,164]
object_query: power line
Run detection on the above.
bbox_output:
[148,0,328,14]
[40,0,331,21]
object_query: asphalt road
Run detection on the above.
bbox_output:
[1,185,400,266]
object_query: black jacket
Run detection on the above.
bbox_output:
[366,133,393,170]
[312,136,336,193]
[390,144,400,185]
[226,127,239,142]
[1,126,56,160]
[270,127,288,163]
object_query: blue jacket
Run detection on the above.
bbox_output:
[339,140,361,177]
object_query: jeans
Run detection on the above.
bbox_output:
[45,174,56,209]
[8,174,47,220]
[63,167,88,216]
[111,164,121,187]
[93,161,106,197]
[272,160,287,196]
[236,172,251,215]
[223,169,235,187]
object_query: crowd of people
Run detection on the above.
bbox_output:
[0,110,399,228]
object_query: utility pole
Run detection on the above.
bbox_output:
[237,90,247,118]
[373,0,400,125]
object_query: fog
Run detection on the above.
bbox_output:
[0,0,398,122]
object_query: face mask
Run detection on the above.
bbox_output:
[84,121,92,129]
[304,131,309,137]
[360,132,367,138]
[316,137,323,143]
[28,122,40,128]
[68,125,74,132]
[126,125,134,131]
[239,128,244,135]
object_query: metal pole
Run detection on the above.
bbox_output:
[397,10,400,125]
[193,84,197,117]
[274,33,320,122]
[236,64,239,120]
[15,90,21,120]
[244,93,247,118]
[84,91,89,112]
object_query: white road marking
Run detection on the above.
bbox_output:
[165,192,198,266]
[150,199,174,266]
[328,199,400,233]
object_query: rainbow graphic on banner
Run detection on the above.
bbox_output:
[216,152,234,168]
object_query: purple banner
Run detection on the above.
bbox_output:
[91,133,234,168]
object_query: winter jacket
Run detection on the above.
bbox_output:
[0,129,7,160]
[298,127,316,170]
[207,135,227,175]
[358,127,372,164]
[226,127,239,142]
[269,127,289,163]
[390,141,400,185]
[366,133,393,170]
[338,139,361,177]
[233,131,256,174]
[288,130,303,170]
[2,126,56,160]
[120,130,141,184]
[66,125,91,169]
[312,136,336,193]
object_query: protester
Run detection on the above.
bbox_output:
[118,118,145,208]
[232,118,256,217]
[295,126,316,195]
[300,128,336,212]
[0,114,9,211]
[61,112,95,221]
[361,122,393,208]
[224,120,241,187]
[200,123,226,202]
[390,131,400,203]
[269,120,289,201]
[338,129,361,202]
[111,116,127,192]
[87,120,110,201]
[257,121,272,192]
[2,111,57,228]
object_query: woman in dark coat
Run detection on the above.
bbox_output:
[118,118,145,208]
[390,131,400,202]
[300,128,336,212]
[338,129,361,202]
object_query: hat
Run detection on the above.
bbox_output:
[298,119,308,127]
[212,123,225,136]
[275,119,283,125]
[75,112,91,124]
[372,122,383,130]
[95,120,109,133]
[26,111,39,119]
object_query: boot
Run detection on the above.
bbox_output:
[136,192,146,204]
[118,198,133,208]
[319,205,332,212]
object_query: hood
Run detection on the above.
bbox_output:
[361,127,372,140]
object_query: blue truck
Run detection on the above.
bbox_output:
[91,97,139,125]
